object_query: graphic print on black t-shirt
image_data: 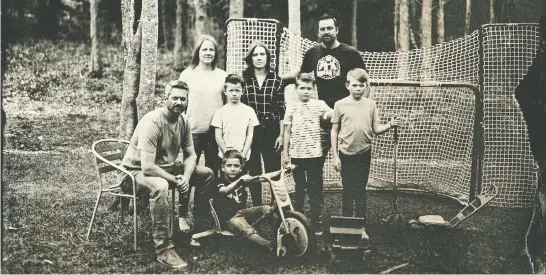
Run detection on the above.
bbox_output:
[300,43,367,108]
[316,55,341,80]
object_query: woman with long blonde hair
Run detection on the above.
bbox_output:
[178,35,227,232]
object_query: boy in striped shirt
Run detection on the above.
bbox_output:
[283,72,333,235]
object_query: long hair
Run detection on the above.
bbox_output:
[190,35,219,69]
[242,40,272,80]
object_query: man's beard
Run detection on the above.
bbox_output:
[321,35,335,47]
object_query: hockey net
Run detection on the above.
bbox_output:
[224,19,540,208]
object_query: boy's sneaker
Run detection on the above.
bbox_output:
[157,248,187,269]
[189,239,201,247]
[361,227,370,241]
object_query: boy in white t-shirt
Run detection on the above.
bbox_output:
[211,74,260,173]
[282,72,333,235]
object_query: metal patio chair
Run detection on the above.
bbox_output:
[86,139,177,250]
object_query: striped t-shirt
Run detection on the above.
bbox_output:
[284,99,331,158]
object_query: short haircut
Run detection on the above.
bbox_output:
[243,40,272,75]
[346,68,369,84]
[190,35,219,69]
[224,74,246,89]
[295,72,316,87]
[165,79,189,98]
[318,13,338,28]
[222,149,245,167]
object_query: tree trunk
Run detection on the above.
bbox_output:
[420,0,431,48]
[351,0,357,48]
[194,0,209,38]
[229,0,244,18]
[465,0,471,35]
[174,0,185,71]
[90,0,103,76]
[136,0,159,120]
[398,0,410,51]
[394,0,400,50]
[119,0,142,140]
[288,0,301,37]
[160,0,169,50]
[489,0,495,23]
[437,0,445,44]
[185,0,196,50]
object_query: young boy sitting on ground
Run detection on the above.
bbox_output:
[331,68,402,241]
[282,72,333,235]
[190,149,275,252]
[211,74,260,173]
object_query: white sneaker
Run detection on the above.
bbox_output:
[189,239,201,247]
[361,228,370,241]
[179,217,191,233]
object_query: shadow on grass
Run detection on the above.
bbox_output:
[2,150,534,273]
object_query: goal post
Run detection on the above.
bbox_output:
[368,81,483,203]
[223,18,540,208]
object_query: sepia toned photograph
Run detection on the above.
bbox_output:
[1,0,546,273]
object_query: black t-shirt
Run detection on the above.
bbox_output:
[214,178,248,224]
[300,43,367,108]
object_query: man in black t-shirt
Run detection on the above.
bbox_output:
[282,14,367,234]
[299,14,367,109]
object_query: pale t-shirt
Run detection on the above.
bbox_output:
[284,99,331,159]
[121,107,192,170]
[179,67,227,134]
[332,96,380,155]
[210,103,260,159]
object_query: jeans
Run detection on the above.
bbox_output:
[247,119,282,206]
[339,150,372,222]
[291,157,324,228]
[193,129,219,176]
[119,162,214,253]
[226,205,273,247]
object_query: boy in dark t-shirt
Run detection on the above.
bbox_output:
[191,149,275,252]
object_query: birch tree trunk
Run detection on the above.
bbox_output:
[398,0,410,51]
[420,0,431,48]
[288,0,301,37]
[119,0,142,140]
[489,0,495,23]
[90,0,102,76]
[351,0,358,48]
[465,0,471,35]
[174,0,185,71]
[437,0,445,44]
[136,0,158,120]
[194,0,208,38]
[229,0,244,18]
[394,0,400,50]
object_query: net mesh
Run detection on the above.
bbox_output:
[481,24,540,208]
[225,19,279,75]
[225,19,540,208]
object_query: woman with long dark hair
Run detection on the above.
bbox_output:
[241,41,286,206]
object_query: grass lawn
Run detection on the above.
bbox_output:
[1,40,536,273]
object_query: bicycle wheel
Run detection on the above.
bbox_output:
[275,210,311,257]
